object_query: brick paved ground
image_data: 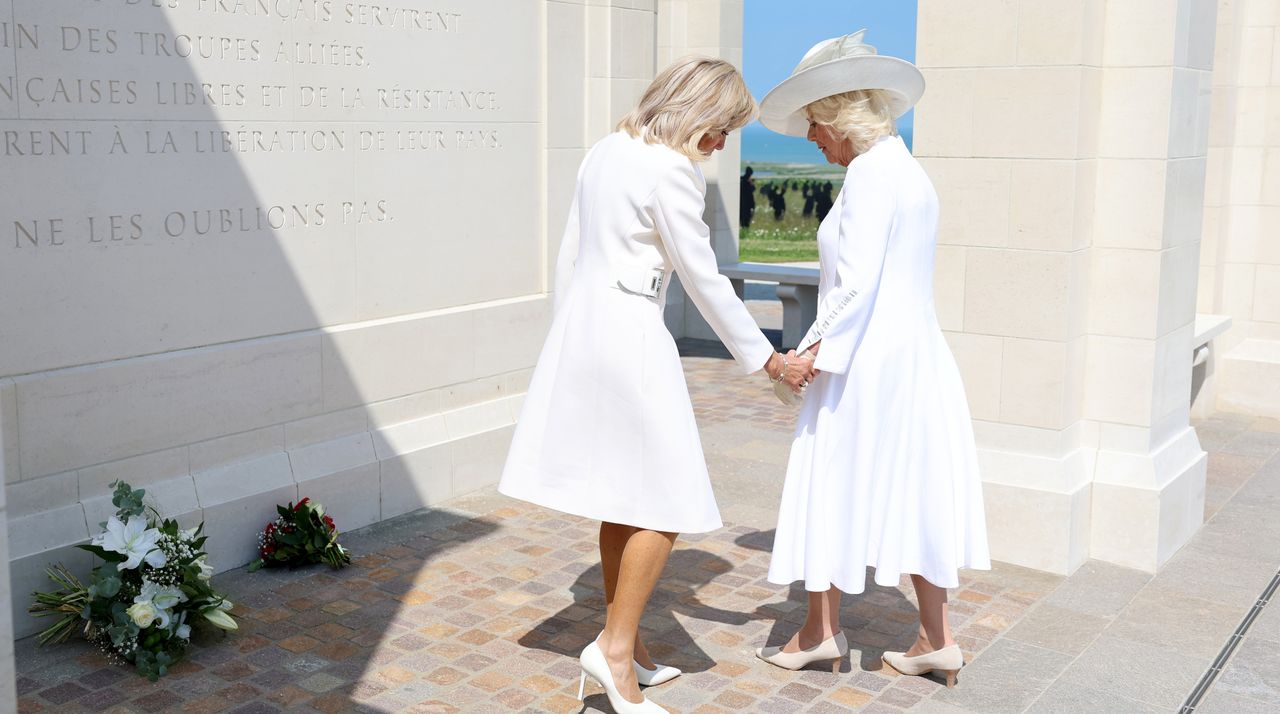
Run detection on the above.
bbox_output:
[13,493,1060,714]
[12,296,1280,713]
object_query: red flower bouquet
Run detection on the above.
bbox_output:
[249,498,350,571]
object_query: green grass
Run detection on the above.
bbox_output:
[738,177,840,263]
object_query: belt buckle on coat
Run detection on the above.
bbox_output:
[644,270,664,298]
[619,268,664,298]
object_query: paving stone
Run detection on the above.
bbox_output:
[1042,561,1151,618]
[1106,585,1244,659]
[37,681,89,705]
[1196,689,1280,713]
[1002,603,1110,656]
[77,687,130,711]
[931,639,1072,713]
[1055,635,1205,710]
[1214,636,1280,703]
[132,689,185,712]
[1250,597,1280,644]
[78,667,125,690]
[296,672,346,694]
[1024,679,1166,713]
[1150,542,1278,610]
[1222,430,1280,459]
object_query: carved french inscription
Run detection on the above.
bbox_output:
[1,0,533,254]
[0,0,541,377]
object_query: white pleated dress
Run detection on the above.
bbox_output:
[767,136,991,593]
[499,132,774,534]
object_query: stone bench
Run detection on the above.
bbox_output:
[1191,313,1232,417]
[720,262,820,349]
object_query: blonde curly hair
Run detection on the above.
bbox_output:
[804,89,897,155]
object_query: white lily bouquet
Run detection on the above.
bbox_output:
[29,481,237,680]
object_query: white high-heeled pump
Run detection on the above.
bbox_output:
[882,644,964,687]
[755,631,849,671]
[578,640,669,713]
[634,660,681,686]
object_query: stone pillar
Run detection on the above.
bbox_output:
[1084,0,1216,572]
[916,0,1215,574]
[658,0,745,340]
[1200,0,1280,417]
[547,0,659,286]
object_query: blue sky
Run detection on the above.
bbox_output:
[741,0,917,163]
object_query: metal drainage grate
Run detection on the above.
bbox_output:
[1179,567,1280,712]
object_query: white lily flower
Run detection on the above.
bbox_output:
[138,580,187,610]
[202,608,238,631]
[93,516,167,571]
[134,580,187,628]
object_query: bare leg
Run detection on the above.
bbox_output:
[906,574,955,656]
[599,522,656,669]
[596,526,678,704]
[782,587,842,652]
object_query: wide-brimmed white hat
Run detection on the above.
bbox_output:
[759,29,925,137]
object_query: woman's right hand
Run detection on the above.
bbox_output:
[783,350,816,392]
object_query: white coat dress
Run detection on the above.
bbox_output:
[499,131,774,534]
[767,136,991,593]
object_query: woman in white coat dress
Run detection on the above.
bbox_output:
[499,57,812,713]
[751,32,991,687]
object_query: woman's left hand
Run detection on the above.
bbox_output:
[783,350,816,392]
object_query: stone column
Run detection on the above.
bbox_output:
[1083,0,1217,572]
[916,0,1215,573]
[1200,0,1280,417]
[546,0,658,295]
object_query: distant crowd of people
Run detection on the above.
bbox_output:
[739,166,835,229]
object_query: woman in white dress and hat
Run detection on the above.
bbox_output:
[751,31,991,687]
[499,56,812,713]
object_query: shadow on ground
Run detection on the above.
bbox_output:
[736,528,920,676]
[518,549,754,674]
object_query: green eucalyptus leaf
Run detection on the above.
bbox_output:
[77,544,127,563]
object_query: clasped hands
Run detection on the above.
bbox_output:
[766,345,819,394]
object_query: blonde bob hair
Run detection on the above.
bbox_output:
[804,89,897,156]
[618,56,757,161]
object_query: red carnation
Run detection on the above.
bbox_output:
[322,515,336,531]
[293,498,310,511]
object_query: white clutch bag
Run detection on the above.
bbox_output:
[773,375,804,407]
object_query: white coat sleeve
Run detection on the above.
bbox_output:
[650,161,775,375]
[807,166,895,375]
[552,186,581,315]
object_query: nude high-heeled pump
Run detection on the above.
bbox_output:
[882,644,964,687]
[755,631,849,672]
[578,639,669,713]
